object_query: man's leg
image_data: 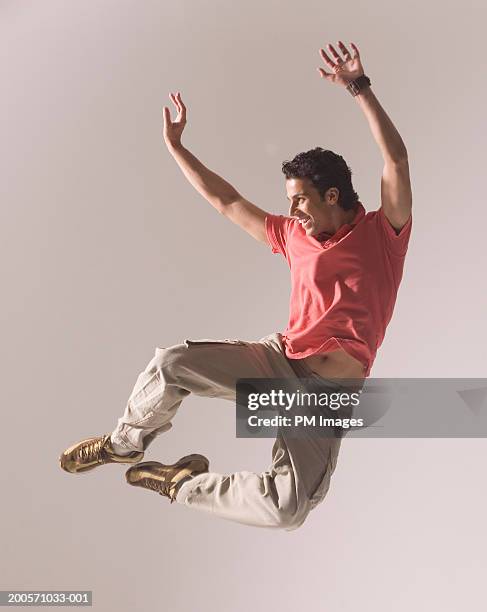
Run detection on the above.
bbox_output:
[112,332,347,530]
[110,337,261,453]
[174,340,347,530]
[174,429,342,531]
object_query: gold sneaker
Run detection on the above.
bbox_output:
[125,454,210,503]
[59,434,144,474]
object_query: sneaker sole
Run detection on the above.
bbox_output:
[125,454,210,484]
[59,454,144,474]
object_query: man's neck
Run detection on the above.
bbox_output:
[315,205,358,240]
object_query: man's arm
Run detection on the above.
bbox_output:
[354,87,408,164]
[167,142,238,213]
[163,92,269,245]
[318,41,412,232]
[354,87,412,232]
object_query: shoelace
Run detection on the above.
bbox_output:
[77,436,108,462]
[141,476,177,502]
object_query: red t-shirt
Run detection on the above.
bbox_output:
[265,202,412,377]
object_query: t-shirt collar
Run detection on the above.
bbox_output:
[313,201,365,246]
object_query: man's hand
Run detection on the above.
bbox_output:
[317,41,365,87]
[162,91,187,149]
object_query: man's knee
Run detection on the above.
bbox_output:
[150,344,189,379]
[273,505,310,531]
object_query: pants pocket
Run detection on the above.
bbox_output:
[184,338,247,347]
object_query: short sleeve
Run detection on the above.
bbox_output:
[265,214,293,257]
[376,206,413,257]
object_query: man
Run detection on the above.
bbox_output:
[60,41,412,531]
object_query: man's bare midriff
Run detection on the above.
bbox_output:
[299,348,366,380]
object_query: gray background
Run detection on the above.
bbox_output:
[2,0,486,610]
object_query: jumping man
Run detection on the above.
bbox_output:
[60,41,412,531]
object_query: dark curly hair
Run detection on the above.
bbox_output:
[281,147,360,211]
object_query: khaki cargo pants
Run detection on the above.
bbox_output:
[110,332,354,531]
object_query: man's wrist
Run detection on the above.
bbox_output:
[353,85,373,102]
[346,74,371,98]
[167,141,184,155]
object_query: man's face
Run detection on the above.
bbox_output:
[286,177,339,237]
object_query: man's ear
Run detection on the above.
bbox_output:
[324,187,340,204]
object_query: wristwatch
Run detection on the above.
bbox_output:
[346,74,371,97]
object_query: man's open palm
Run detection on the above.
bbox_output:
[163,92,187,148]
[317,41,365,87]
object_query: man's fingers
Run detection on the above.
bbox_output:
[338,40,352,60]
[162,106,172,125]
[327,43,342,62]
[170,92,181,112]
[175,92,187,121]
[350,42,360,58]
[176,92,186,111]
[320,42,360,64]
[317,67,334,80]
[319,47,335,69]
[169,92,187,122]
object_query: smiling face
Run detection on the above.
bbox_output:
[286,177,340,237]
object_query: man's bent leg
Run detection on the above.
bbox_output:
[110,338,253,453]
[174,430,341,531]
[172,334,347,530]
[113,332,348,530]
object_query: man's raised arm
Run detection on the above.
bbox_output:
[317,41,412,232]
[162,92,269,245]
